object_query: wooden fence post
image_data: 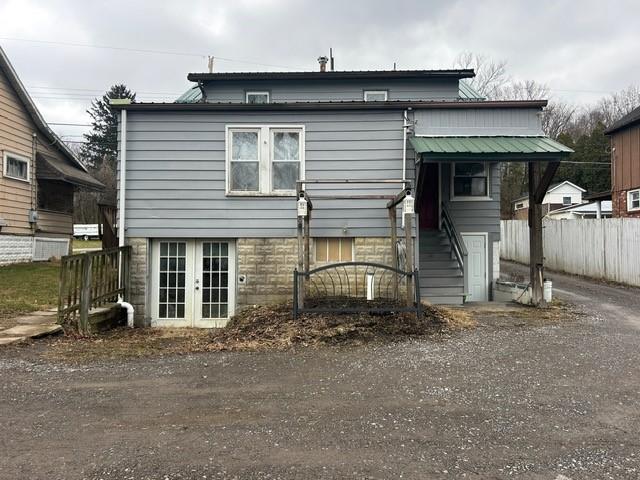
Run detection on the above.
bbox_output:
[79,254,93,333]
[388,205,398,299]
[404,211,414,306]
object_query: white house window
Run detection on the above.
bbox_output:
[245,91,270,104]
[227,126,304,195]
[315,238,353,263]
[452,162,489,199]
[364,90,388,101]
[562,196,572,206]
[515,202,524,209]
[2,152,30,182]
[628,189,640,211]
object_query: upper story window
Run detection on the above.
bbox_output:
[451,162,489,200]
[515,202,525,210]
[562,196,572,206]
[2,151,30,182]
[245,91,270,104]
[363,90,388,102]
[227,125,304,195]
[628,189,640,211]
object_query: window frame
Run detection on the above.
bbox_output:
[515,202,525,210]
[245,91,270,104]
[225,125,305,196]
[628,189,640,212]
[2,151,30,183]
[450,162,491,201]
[314,237,354,263]
[562,196,572,206]
[363,90,388,102]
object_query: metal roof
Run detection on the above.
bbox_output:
[187,69,475,83]
[175,82,487,104]
[604,105,640,135]
[410,136,573,157]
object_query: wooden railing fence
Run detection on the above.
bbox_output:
[57,246,131,333]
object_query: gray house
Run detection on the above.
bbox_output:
[114,61,571,327]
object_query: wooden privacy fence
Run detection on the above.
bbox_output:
[500,219,640,287]
[58,246,131,332]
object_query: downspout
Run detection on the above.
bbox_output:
[402,109,409,183]
[117,108,135,327]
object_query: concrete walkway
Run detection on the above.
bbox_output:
[0,309,62,345]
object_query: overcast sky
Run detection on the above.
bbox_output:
[2,0,639,141]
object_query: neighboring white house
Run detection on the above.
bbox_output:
[513,181,586,219]
[546,200,613,219]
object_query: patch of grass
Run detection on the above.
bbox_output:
[72,239,102,251]
[0,261,60,322]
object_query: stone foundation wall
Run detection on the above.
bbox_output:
[236,237,395,309]
[126,237,149,326]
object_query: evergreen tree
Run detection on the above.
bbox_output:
[81,84,136,169]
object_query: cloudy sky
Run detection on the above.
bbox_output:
[2,0,639,141]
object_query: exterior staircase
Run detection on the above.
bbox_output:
[418,229,466,305]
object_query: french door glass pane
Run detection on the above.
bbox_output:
[201,242,229,319]
[158,241,187,319]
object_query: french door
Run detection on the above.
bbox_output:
[152,239,235,327]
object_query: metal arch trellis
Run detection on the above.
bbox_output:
[293,178,421,319]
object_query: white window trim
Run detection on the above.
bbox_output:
[314,237,355,264]
[628,189,640,212]
[245,91,270,104]
[450,162,491,201]
[363,90,388,101]
[2,151,31,183]
[225,125,305,197]
[562,196,572,206]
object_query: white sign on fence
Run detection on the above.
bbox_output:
[500,219,640,287]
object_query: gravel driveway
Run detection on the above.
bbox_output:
[1,262,639,479]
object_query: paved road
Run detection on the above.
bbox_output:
[1,265,639,479]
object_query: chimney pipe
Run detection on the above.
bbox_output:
[318,56,328,72]
[330,48,334,71]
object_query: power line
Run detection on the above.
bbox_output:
[0,36,305,70]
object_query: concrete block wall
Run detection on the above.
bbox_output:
[0,235,33,265]
[127,237,149,326]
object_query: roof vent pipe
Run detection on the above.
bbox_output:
[318,56,328,72]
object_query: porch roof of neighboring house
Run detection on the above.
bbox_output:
[36,153,105,190]
[409,136,573,162]
[546,200,612,217]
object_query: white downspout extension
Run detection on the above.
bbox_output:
[117,108,135,327]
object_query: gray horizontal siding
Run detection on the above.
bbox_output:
[414,108,543,136]
[120,109,413,238]
[203,79,460,103]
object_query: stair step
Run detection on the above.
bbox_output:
[420,268,462,276]
[420,277,464,287]
[420,260,459,269]
[420,252,453,260]
[422,294,465,305]
[421,285,464,296]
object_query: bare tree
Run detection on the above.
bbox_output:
[597,85,640,126]
[454,51,509,99]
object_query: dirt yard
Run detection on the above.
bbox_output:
[1,290,639,479]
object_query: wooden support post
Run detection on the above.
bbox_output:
[79,253,93,334]
[528,161,560,307]
[304,209,311,274]
[297,215,305,309]
[389,205,398,299]
[404,210,414,306]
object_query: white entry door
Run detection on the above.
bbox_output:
[462,234,487,302]
[152,239,235,327]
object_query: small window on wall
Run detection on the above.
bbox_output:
[315,238,353,263]
[452,162,489,199]
[363,90,388,101]
[515,202,524,209]
[562,196,572,206]
[628,189,640,211]
[2,152,30,182]
[246,91,270,104]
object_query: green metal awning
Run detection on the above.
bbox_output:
[410,136,573,160]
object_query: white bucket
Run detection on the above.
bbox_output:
[543,280,553,303]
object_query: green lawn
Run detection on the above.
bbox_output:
[72,239,102,251]
[0,262,60,322]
